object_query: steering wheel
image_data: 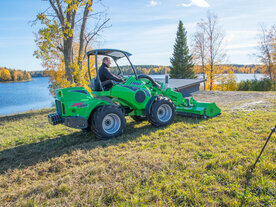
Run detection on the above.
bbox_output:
[114,70,126,82]
[137,74,161,89]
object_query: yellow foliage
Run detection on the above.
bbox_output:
[202,65,223,90]
[45,43,97,95]
[194,64,262,75]
[0,68,31,82]
[142,68,150,75]
[217,71,238,91]
[0,69,12,81]
[12,71,20,81]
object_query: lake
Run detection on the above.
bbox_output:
[0,74,266,116]
[0,77,54,116]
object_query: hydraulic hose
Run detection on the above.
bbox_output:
[137,74,161,89]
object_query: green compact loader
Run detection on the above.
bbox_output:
[48,49,221,139]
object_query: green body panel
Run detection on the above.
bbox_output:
[92,76,153,115]
[55,87,109,119]
[54,76,221,124]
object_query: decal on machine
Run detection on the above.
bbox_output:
[130,82,142,86]
[72,102,88,108]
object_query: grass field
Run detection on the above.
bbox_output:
[0,91,275,206]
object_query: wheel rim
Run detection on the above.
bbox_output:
[102,113,121,134]
[157,104,172,122]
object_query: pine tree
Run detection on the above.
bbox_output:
[170,21,195,79]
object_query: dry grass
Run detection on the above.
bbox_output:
[0,91,275,206]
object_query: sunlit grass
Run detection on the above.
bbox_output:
[0,93,275,206]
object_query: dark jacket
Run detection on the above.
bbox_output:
[99,63,123,83]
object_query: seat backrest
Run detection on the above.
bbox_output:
[90,78,101,91]
[90,78,96,91]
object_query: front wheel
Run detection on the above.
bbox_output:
[91,105,126,139]
[148,97,175,127]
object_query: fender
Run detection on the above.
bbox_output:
[145,96,158,115]
[86,100,111,126]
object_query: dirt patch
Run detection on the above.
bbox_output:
[192,91,276,111]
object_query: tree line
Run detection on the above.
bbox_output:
[110,65,170,75]
[0,67,31,82]
[111,64,264,75]
[29,71,46,77]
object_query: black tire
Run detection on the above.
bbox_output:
[91,105,126,139]
[131,115,148,122]
[148,97,175,127]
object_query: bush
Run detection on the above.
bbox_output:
[238,78,276,91]
[217,73,238,91]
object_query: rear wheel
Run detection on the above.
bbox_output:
[131,115,148,122]
[148,97,175,127]
[91,105,126,139]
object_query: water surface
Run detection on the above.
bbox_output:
[0,77,53,116]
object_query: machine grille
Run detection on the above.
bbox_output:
[62,103,66,114]
[56,100,62,115]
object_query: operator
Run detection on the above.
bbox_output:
[99,57,124,90]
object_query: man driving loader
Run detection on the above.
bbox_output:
[99,57,124,90]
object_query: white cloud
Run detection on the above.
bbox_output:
[225,30,259,49]
[227,43,259,50]
[147,0,159,7]
[178,0,210,8]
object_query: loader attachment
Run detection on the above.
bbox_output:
[176,97,221,118]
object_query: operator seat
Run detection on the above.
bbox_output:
[90,78,113,91]
[90,78,100,91]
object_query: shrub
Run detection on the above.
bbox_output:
[238,78,276,91]
[218,73,238,91]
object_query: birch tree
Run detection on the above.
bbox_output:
[197,12,225,90]
[193,29,206,90]
[257,25,276,80]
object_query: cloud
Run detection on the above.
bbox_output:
[226,43,259,50]
[147,0,159,7]
[178,0,210,8]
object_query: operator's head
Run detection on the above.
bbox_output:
[103,57,111,67]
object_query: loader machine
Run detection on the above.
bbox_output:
[48,49,221,139]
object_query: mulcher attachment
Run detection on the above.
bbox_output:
[160,87,221,119]
[176,97,221,118]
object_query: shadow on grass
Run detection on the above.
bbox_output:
[0,116,204,174]
[0,108,55,123]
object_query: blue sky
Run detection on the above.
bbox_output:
[0,0,275,71]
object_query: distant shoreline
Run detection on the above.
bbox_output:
[0,79,33,83]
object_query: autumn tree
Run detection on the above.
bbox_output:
[256,25,276,80]
[13,70,24,81]
[197,12,226,90]
[23,71,31,80]
[193,27,206,90]
[34,0,110,85]
[170,21,195,79]
[0,69,12,81]
[218,71,238,91]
